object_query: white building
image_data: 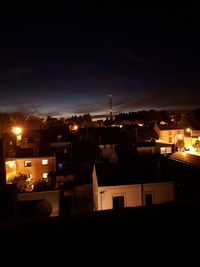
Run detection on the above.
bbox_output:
[93,163,175,211]
[154,123,184,144]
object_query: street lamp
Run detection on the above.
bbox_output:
[12,127,22,135]
[12,127,22,145]
[186,128,193,147]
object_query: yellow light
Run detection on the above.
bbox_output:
[186,128,191,133]
[6,161,15,168]
[177,134,183,139]
[119,125,123,128]
[12,127,22,135]
[73,125,78,131]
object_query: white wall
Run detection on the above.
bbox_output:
[160,129,184,144]
[92,166,99,210]
[97,184,142,210]
[143,182,175,205]
[94,181,175,211]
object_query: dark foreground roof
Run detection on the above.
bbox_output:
[95,161,172,186]
[1,201,200,266]
[169,152,200,168]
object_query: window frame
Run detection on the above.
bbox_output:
[42,159,48,166]
[24,160,32,167]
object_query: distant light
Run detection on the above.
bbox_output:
[119,125,123,128]
[156,139,162,143]
[138,123,144,127]
[73,125,78,131]
[6,161,15,168]
[12,127,22,135]
[177,134,183,139]
[186,128,191,133]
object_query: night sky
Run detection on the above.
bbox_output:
[1,3,200,117]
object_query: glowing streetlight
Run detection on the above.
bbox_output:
[12,127,22,135]
[177,134,183,139]
[186,128,193,147]
[12,127,22,144]
[72,125,78,131]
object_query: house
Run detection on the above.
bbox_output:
[92,162,175,211]
[5,156,56,183]
[137,141,174,155]
[154,123,184,144]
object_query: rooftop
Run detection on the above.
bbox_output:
[169,152,200,168]
[157,124,183,130]
[95,161,172,186]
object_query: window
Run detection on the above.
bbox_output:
[42,173,48,179]
[58,163,63,171]
[24,161,31,167]
[166,147,172,153]
[169,137,172,143]
[168,131,172,135]
[42,159,48,166]
[161,147,172,154]
[113,196,124,209]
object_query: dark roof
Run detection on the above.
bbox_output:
[158,124,183,130]
[137,141,156,147]
[79,127,131,144]
[169,152,200,168]
[95,161,171,186]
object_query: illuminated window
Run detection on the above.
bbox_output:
[166,147,172,153]
[169,137,172,143]
[168,131,172,135]
[161,147,172,154]
[27,174,32,178]
[42,159,48,166]
[24,161,31,167]
[42,173,48,179]
[161,147,167,154]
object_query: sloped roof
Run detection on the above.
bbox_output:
[95,160,171,187]
[169,152,200,168]
[158,124,183,130]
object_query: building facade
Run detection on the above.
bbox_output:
[93,165,175,211]
[5,156,56,182]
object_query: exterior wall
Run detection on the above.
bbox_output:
[5,156,56,182]
[94,181,175,211]
[92,166,99,210]
[18,190,60,216]
[137,146,156,155]
[99,144,118,162]
[184,136,198,147]
[97,184,142,210]
[159,129,184,144]
[142,182,175,205]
